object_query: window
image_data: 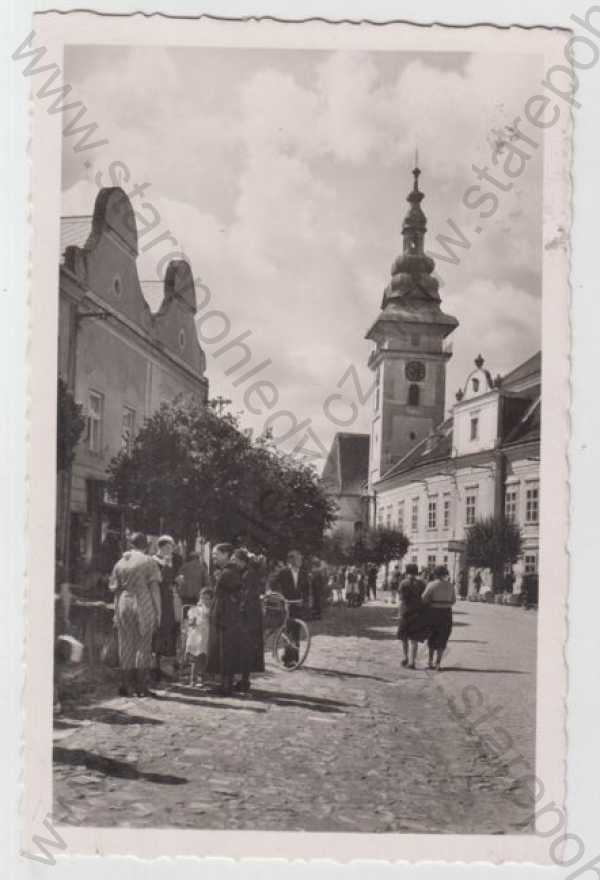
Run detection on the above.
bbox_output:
[411,498,419,532]
[88,391,104,453]
[443,496,451,529]
[397,500,405,533]
[525,485,539,523]
[112,274,122,297]
[377,507,384,527]
[408,384,420,406]
[386,505,392,529]
[121,406,136,455]
[524,554,538,574]
[505,487,519,523]
[443,555,449,565]
[427,553,437,568]
[470,415,479,440]
[465,493,477,526]
[178,328,186,351]
[428,498,437,530]
[411,554,418,565]
[410,334,420,347]
[472,377,480,393]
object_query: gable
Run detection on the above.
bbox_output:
[153,261,206,376]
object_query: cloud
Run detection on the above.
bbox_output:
[61,45,544,465]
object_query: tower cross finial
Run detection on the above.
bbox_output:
[414,147,419,169]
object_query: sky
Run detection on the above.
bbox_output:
[61,45,543,467]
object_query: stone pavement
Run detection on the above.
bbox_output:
[53,600,537,833]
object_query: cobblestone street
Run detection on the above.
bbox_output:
[53,600,537,833]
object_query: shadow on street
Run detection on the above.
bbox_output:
[53,746,188,785]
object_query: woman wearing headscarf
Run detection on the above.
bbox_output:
[151,535,181,683]
[109,532,161,696]
[421,564,456,671]
[396,563,429,669]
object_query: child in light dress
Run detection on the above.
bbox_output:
[185,588,213,686]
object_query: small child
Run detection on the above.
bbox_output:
[185,588,213,686]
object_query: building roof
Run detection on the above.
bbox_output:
[376,351,542,487]
[503,396,541,446]
[501,351,541,392]
[379,418,454,482]
[60,215,92,256]
[322,432,370,496]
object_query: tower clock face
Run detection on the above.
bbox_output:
[405,360,426,382]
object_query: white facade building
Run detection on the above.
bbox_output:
[365,167,540,593]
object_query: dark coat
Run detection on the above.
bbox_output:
[274,566,310,616]
[239,565,265,673]
[397,576,429,642]
[207,562,244,676]
[152,557,179,655]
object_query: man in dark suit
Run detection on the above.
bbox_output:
[274,550,310,666]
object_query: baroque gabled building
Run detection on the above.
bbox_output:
[58,186,208,576]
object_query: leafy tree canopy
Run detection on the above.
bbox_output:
[57,378,86,472]
[321,525,409,568]
[365,526,410,568]
[108,396,336,558]
[465,516,523,575]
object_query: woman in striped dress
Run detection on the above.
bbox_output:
[109,533,161,696]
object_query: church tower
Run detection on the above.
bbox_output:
[366,166,459,487]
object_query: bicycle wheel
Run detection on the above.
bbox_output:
[272,618,311,669]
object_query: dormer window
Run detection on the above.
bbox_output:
[470,415,479,440]
[408,384,420,406]
[472,377,480,393]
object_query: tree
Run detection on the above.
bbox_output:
[465,516,523,592]
[57,377,85,471]
[108,395,336,557]
[321,527,352,566]
[363,526,410,582]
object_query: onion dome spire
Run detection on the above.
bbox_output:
[383,165,440,305]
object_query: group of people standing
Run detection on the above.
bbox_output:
[107,534,326,697]
[329,564,378,605]
[395,564,456,671]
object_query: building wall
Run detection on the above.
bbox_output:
[332,494,367,539]
[369,347,449,484]
[59,187,208,569]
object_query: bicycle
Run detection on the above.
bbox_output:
[261,591,311,670]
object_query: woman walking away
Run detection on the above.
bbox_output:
[109,533,161,697]
[422,565,456,671]
[233,549,265,693]
[151,535,180,684]
[396,563,429,669]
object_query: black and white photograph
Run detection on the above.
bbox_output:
[22,11,571,863]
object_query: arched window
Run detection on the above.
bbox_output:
[408,383,420,406]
